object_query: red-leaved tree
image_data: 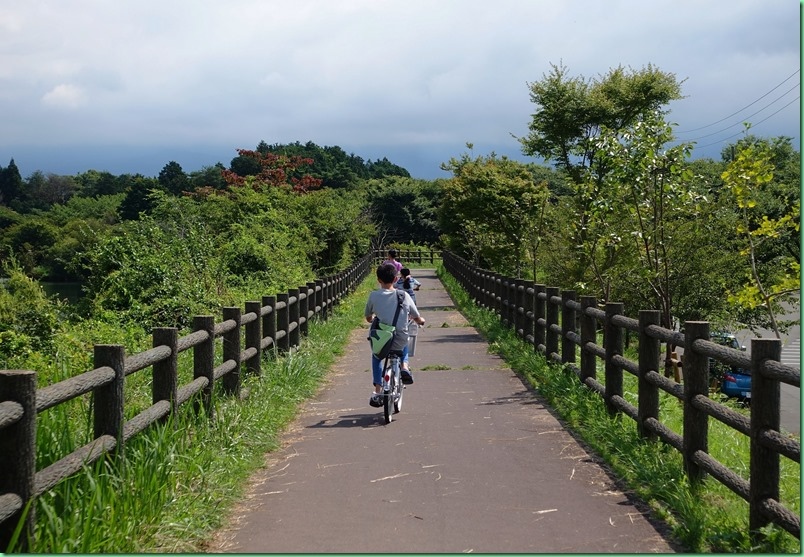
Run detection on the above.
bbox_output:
[221,149,322,194]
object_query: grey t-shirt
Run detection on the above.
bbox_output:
[365,288,420,350]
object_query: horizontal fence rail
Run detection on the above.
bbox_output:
[442,250,801,542]
[0,253,375,551]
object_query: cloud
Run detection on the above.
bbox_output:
[41,84,87,109]
[0,0,798,178]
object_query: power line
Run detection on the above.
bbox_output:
[693,95,800,150]
[683,82,799,141]
[676,69,800,134]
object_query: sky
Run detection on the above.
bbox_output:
[0,0,800,180]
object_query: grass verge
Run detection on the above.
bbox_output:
[437,265,800,554]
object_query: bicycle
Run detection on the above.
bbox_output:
[380,349,404,424]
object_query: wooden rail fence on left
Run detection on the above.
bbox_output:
[0,253,373,551]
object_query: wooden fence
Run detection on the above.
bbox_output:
[0,253,373,551]
[443,250,800,541]
[372,248,442,266]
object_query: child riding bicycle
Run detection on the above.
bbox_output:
[394,267,421,303]
[365,263,425,407]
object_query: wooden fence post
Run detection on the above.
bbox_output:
[299,286,309,337]
[222,307,241,397]
[515,279,526,339]
[152,327,178,417]
[545,287,560,360]
[277,293,290,353]
[580,296,597,382]
[262,296,276,356]
[604,303,624,417]
[507,279,517,330]
[289,288,300,349]
[306,282,317,326]
[314,280,324,320]
[494,273,503,317]
[93,344,125,447]
[325,278,334,318]
[482,268,491,311]
[562,290,576,364]
[683,321,709,483]
[0,370,36,552]
[749,338,782,536]
[471,264,480,304]
[501,276,510,327]
[524,281,535,347]
[193,315,215,418]
[319,278,329,320]
[245,301,261,377]
[330,275,338,310]
[534,284,546,353]
[638,310,661,440]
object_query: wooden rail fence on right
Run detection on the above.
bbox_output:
[443,250,800,542]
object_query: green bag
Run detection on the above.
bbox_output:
[367,290,404,359]
[368,319,396,359]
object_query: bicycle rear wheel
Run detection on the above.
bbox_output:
[383,384,393,423]
[394,377,403,413]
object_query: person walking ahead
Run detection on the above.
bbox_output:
[381,248,403,277]
[365,263,425,407]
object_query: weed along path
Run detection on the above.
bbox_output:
[207,270,679,553]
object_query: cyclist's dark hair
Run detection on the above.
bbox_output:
[377,263,397,284]
[388,249,398,259]
[400,267,411,290]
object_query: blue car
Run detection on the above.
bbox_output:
[711,332,751,401]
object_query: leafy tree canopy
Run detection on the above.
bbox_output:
[520,62,683,185]
[440,149,550,276]
[158,161,190,195]
[230,140,410,188]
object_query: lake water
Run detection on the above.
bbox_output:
[41,282,83,304]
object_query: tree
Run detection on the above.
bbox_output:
[237,140,411,188]
[189,164,227,192]
[593,113,701,317]
[369,176,442,247]
[158,161,190,195]
[0,159,23,207]
[720,138,801,337]
[229,152,262,178]
[519,62,684,287]
[75,170,126,198]
[118,176,161,220]
[222,149,322,193]
[367,157,411,179]
[440,150,550,277]
[41,173,77,207]
[0,218,59,278]
[520,62,683,184]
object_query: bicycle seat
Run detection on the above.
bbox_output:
[387,349,404,357]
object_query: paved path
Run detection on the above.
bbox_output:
[207,270,680,553]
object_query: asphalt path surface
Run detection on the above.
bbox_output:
[207,270,680,553]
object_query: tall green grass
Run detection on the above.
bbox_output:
[9,278,373,553]
[437,265,800,554]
